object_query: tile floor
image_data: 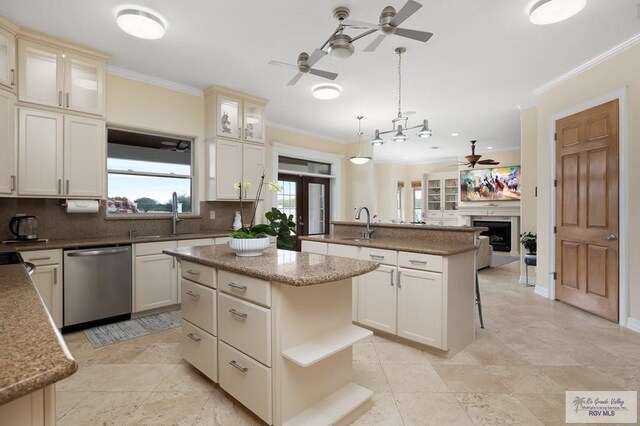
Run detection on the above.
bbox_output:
[56,261,640,425]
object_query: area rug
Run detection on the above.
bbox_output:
[84,309,181,348]
[491,254,520,268]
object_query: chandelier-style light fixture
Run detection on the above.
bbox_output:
[348,116,372,165]
[370,47,432,146]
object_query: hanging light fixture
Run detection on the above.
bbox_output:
[348,116,372,165]
[370,47,433,146]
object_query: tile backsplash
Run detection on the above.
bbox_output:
[0,198,255,241]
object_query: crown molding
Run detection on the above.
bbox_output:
[517,101,537,110]
[266,121,348,144]
[533,32,640,96]
[106,65,204,97]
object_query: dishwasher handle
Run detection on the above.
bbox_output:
[67,247,130,257]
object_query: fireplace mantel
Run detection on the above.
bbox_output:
[458,205,520,256]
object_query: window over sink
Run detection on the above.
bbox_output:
[106,128,194,216]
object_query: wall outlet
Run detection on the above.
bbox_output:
[209,210,215,219]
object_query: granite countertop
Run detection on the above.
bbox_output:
[331,221,486,233]
[3,231,232,251]
[299,234,477,256]
[0,265,77,404]
[164,245,379,286]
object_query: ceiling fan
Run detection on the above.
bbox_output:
[343,0,433,52]
[268,49,338,86]
[161,141,190,152]
[459,141,499,168]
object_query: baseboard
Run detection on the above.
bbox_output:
[534,285,550,299]
[626,317,640,334]
[519,275,536,286]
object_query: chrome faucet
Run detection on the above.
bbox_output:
[355,206,374,239]
[171,192,182,234]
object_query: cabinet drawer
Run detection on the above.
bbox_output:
[398,251,443,273]
[218,270,270,307]
[20,249,61,265]
[359,247,397,266]
[218,340,272,425]
[181,279,216,335]
[327,243,359,258]
[301,240,327,255]
[218,293,271,366]
[180,260,216,288]
[426,211,443,218]
[134,240,177,256]
[443,211,458,219]
[182,320,217,383]
[177,238,215,247]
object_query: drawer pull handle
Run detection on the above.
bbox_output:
[228,282,247,292]
[186,269,200,276]
[229,360,248,372]
[229,308,248,319]
[186,290,200,298]
[29,256,51,261]
[369,254,385,260]
[409,260,427,265]
[187,333,201,343]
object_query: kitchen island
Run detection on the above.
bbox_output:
[163,244,379,426]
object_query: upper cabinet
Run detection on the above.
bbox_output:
[206,86,267,145]
[0,90,16,195]
[424,171,460,224]
[17,37,106,116]
[0,25,16,90]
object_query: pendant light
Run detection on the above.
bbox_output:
[348,116,372,165]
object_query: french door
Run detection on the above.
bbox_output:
[277,174,330,251]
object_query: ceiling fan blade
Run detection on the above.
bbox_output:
[394,28,433,43]
[477,159,500,165]
[287,72,304,86]
[307,68,338,80]
[268,60,298,70]
[342,19,379,29]
[390,0,422,27]
[364,34,386,52]
[306,48,327,68]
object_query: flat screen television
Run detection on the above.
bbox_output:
[460,166,521,201]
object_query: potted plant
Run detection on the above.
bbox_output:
[265,208,296,250]
[520,231,537,258]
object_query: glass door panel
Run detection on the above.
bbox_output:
[0,27,14,88]
[217,95,240,139]
[68,55,103,115]
[444,178,458,211]
[19,41,63,107]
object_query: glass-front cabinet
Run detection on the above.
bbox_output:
[65,53,104,116]
[424,171,459,224]
[444,178,459,212]
[426,179,441,216]
[0,26,16,89]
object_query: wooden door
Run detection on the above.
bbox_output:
[555,100,619,322]
[64,115,105,197]
[357,265,397,334]
[397,268,443,348]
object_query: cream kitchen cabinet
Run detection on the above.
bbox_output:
[209,89,266,144]
[327,243,360,322]
[21,249,62,328]
[206,139,265,201]
[425,171,459,223]
[0,385,55,426]
[300,240,328,255]
[0,25,16,90]
[17,39,105,116]
[177,238,215,304]
[396,268,443,348]
[18,108,105,198]
[0,89,16,195]
[133,241,178,313]
[357,265,397,335]
[242,101,265,144]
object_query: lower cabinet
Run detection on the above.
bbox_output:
[397,268,443,348]
[357,265,397,335]
[0,384,55,426]
[20,249,62,328]
[133,241,178,313]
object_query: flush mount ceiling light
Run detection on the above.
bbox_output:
[370,47,433,146]
[529,0,587,25]
[312,83,342,99]
[348,116,372,165]
[116,8,166,39]
[451,132,459,137]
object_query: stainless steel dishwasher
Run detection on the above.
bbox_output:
[63,245,132,332]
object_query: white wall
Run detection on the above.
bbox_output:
[520,107,537,281]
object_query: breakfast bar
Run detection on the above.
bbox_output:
[163,244,379,426]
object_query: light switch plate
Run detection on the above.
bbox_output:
[209,211,215,219]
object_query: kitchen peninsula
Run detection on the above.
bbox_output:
[163,244,379,426]
[301,221,483,357]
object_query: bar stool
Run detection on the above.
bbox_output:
[475,244,485,329]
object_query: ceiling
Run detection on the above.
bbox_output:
[1,0,639,163]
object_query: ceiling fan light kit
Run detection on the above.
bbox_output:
[348,116,372,165]
[116,8,166,39]
[459,140,499,168]
[312,83,341,99]
[529,0,587,25]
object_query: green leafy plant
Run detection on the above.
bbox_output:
[265,208,296,250]
[231,223,277,239]
[520,231,537,255]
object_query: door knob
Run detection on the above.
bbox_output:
[604,235,618,241]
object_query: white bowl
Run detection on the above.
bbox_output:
[228,236,270,257]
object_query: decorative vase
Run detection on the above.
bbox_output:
[232,211,242,230]
[228,236,270,257]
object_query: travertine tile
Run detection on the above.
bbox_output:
[539,366,624,391]
[514,393,565,423]
[56,364,119,392]
[381,363,448,393]
[506,343,581,366]
[423,350,480,365]
[353,341,379,363]
[192,387,262,426]
[56,391,91,420]
[99,364,176,391]
[129,343,184,364]
[454,393,543,425]
[350,392,403,426]
[589,365,640,390]
[57,391,149,426]
[484,365,564,394]
[129,327,182,345]
[433,365,510,393]
[394,392,473,425]
[560,344,630,366]
[353,362,391,394]
[156,363,216,392]
[465,338,529,366]
[126,391,211,425]
[373,341,430,364]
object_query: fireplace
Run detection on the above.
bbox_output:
[474,220,512,252]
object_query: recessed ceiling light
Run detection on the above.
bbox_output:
[116,8,166,39]
[529,0,586,25]
[312,83,341,100]
[451,132,459,137]
[487,146,494,150]
[431,146,440,149]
